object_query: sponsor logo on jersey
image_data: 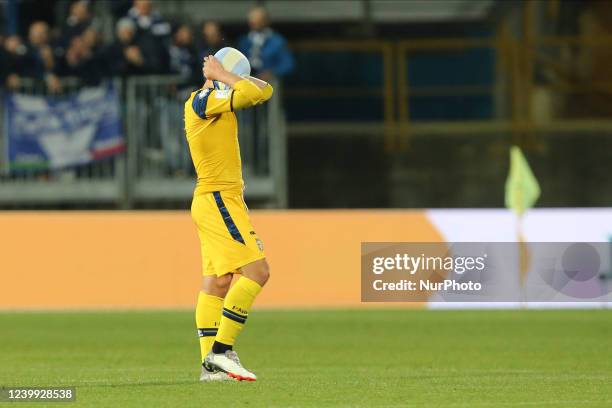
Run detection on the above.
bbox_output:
[214,90,231,99]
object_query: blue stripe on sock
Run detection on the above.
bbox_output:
[222,308,247,324]
[198,328,218,337]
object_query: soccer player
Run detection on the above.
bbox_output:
[185,54,273,382]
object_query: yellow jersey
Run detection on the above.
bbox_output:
[184,79,273,195]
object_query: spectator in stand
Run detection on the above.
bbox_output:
[169,23,199,89]
[57,26,104,85]
[60,1,93,47]
[198,21,226,61]
[25,21,61,92]
[238,6,294,82]
[25,22,53,76]
[1,35,28,90]
[126,0,171,73]
[165,23,198,176]
[0,37,6,86]
[101,17,159,76]
[61,35,87,76]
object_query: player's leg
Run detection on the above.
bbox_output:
[191,194,237,382]
[196,273,232,361]
[202,190,268,381]
[197,273,236,382]
[214,259,270,352]
[205,259,269,381]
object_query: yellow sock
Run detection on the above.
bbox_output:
[215,277,262,348]
[195,292,223,362]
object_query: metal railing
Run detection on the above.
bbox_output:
[0,76,287,208]
[125,76,196,205]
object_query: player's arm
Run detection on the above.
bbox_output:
[244,76,274,102]
[202,56,274,116]
[231,78,274,109]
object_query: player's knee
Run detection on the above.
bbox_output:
[215,274,233,291]
[257,261,270,286]
[202,274,232,297]
[242,259,270,286]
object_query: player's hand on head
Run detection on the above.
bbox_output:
[203,55,225,81]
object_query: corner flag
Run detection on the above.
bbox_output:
[505,146,541,216]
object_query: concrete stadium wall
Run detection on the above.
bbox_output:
[0,211,441,309]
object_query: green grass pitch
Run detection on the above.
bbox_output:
[1,309,611,407]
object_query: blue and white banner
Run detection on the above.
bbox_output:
[4,82,124,171]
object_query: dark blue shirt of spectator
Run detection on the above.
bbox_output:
[238,6,293,82]
[59,0,93,49]
[169,24,199,90]
[126,0,171,73]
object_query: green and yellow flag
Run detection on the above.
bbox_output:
[505,146,540,287]
[505,146,541,216]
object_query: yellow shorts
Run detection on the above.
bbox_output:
[191,190,265,277]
